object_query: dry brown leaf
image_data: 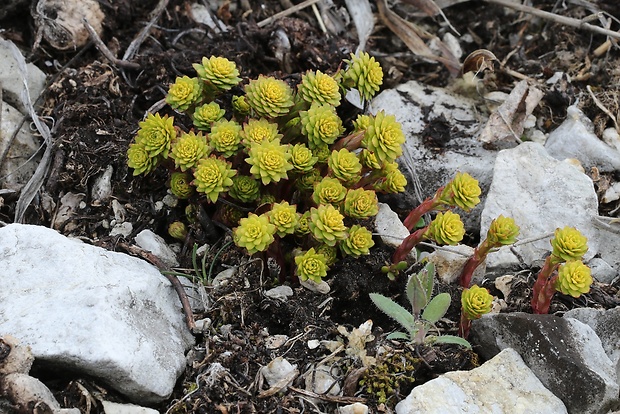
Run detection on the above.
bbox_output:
[377,0,461,76]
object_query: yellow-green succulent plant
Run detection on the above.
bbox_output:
[555,260,592,297]
[296,211,312,235]
[192,156,236,203]
[193,56,241,91]
[209,119,242,157]
[328,148,362,183]
[461,285,494,320]
[309,204,348,247]
[290,143,318,173]
[136,113,176,158]
[426,211,465,245]
[166,76,203,111]
[550,226,588,263]
[245,76,294,118]
[127,142,158,176]
[246,139,293,185]
[298,70,341,107]
[268,201,299,236]
[487,215,519,245]
[362,111,405,165]
[445,172,481,211]
[169,171,195,199]
[295,248,328,283]
[241,118,282,146]
[343,188,379,219]
[193,102,226,130]
[229,175,260,203]
[314,244,338,267]
[341,225,375,256]
[312,177,347,206]
[233,213,276,255]
[168,221,188,241]
[300,103,345,149]
[170,131,210,172]
[342,52,383,102]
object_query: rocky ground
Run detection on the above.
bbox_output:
[1,0,620,413]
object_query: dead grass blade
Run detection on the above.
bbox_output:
[377,0,461,76]
[399,0,459,34]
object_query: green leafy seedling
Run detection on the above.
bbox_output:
[370,263,471,349]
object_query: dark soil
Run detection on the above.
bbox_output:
[2,0,620,413]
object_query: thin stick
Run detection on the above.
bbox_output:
[257,0,322,28]
[83,19,140,70]
[586,85,620,131]
[123,0,171,61]
[485,0,620,40]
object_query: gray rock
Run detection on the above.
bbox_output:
[395,348,567,414]
[135,229,179,267]
[0,40,47,115]
[471,313,619,414]
[0,224,194,403]
[587,257,618,284]
[481,142,599,273]
[427,244,482,284]
[545,105,620,172]
[374,202,408,249]
[100,400,159,414]
[264,285,294,301]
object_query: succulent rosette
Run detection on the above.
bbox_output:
[169,171,195,199]
[209,119,242,157]
[309,204,348,247]
[192,156,236,203]
[362,111,405,165]
[290,143,318,173]
[127,142,158,175]
[136,113,176,158]
[229,175,260,203]
[342,52,383,101]
[550,227,588,262]
[312,177,347,206]
[343,188,379,219]
[268,201,299,236]
[245,76,294,118]
[296,169,322,191]
[170,131,209,171]
[193,56,241,91]
[555,260,592,297]
[166,76,203,111]
[447,172,481,211]
[328,148,362,183]
[298,70,341,106]
[426,211,465,245]
[242,118,282,146]
[312,145,331,164]
[193,102,226,130]
[353,114,372,132]
[461,285,494,320]
[168,221,188,241]
[379,167,407,193]
[233,213,276,255]
[360,149,382,170]
[340,225,375,257]
[246,139,293,185]
[315,244,338,267]
[232,95,251,116]
[296,211,312,235]
[300,103,345,149]
[258,192,276,206]
[295,248,328,283]
[487,215,519,246]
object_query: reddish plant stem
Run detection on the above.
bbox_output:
[459,240,492,288]
[403,188,444,231]
[392,226,428,264]
[332,131,365,151]
[458,310,471,339]
[530,256,561,314]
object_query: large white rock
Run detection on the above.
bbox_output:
[545,105,620,172]
[481,142,599,272]
[395,348,567,414]
[0,224,194,403]
[471,313,619,414]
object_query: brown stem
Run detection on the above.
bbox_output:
[392,226,428,264]
[530,256,560,314]
[403,188,444,231]
[458,240,493,288]
[458,309,472,339]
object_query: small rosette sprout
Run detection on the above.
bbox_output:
[193,102,225,130]
[233,213,276,255]
[169,172,195,199]
[315,244,338,267]
[555,260,592,298]
[551,227,588,263]
[426,211,465,245]
[136,113,176,158]
[298,70,341,106]
[229,175,260,203]
[360,149,382,170]
[447,172,481,211]
[295,248,328,283]
[378,164,407,193]
[193,56,241,91]
[209,119,242,157]
[343,188,379,219]
[268,201,298,236]
[353,114,372,132]
[362,111,405,165]
[341,225,375,257]
[312,177,347,206]
[461,285,494,320]
[170,131,209,172]
[245,76,294,118]
[342,52,383,102]
[258,192,276,206]
[127,142,157,176]
[312,145,331,164]
[300,103,345,149]
[309,204,348,247]
[246,139,293,185]
[192,156,236,203]
[168,221,188,241]
[297,169,322,191]
[487,215,519,246]
[296,211,311,235]
[328,148,362,183]
[290,143,318,173]
[242,118,282,146]
[232,95,251,116]
[166,76,203,111]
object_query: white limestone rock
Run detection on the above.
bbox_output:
[375,202,409,249]
[545,105,620,172]
[395,348,567,414]
[135,229,179,267]
[481,142,599,274]
[265,285,294,301]
[0,224,195,403]
[101,400,159,414]
[0,40,46,115]
[471,313,619,414]
[338,402,369,414]
[261,357,298,388]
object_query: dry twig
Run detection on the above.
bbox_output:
[83,19,140,70]
[257,0,322,27]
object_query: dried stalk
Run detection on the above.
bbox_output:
[83,19,140,70]
[258,0,322,27]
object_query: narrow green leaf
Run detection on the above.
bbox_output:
[423,262,435,301]
[426,335,472,349]
[370,293,417,335]
[421,292,451,324]
[386,331,411,341]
